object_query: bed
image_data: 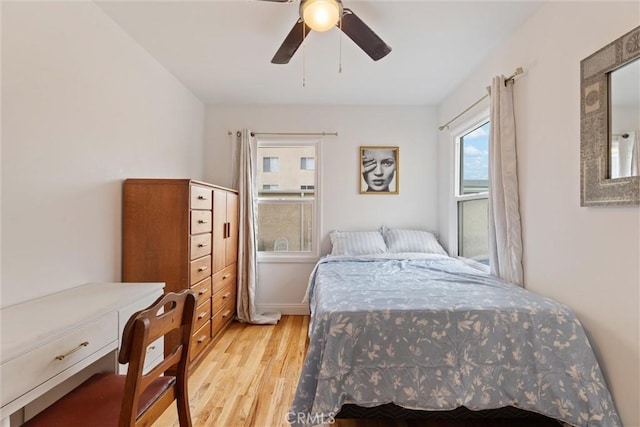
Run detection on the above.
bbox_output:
[289,229,621,426]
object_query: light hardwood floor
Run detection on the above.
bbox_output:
[154,316,560,427]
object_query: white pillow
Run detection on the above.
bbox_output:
[383,229,447,255]
[329,230,388,256]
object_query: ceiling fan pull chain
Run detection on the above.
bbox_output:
[302,23,306,88]
[338,14,343,73]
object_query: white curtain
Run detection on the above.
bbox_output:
[612,131,639,178]
[488,76,524,286]
[235,129,281,324]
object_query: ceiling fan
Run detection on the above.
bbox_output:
[260,0,392,64]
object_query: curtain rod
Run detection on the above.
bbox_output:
[227,131,338,137]
[438,67,524,131]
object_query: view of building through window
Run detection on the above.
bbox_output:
[457,121,490,264]
[257,144,317,253]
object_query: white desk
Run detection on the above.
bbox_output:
[0,282,164,426]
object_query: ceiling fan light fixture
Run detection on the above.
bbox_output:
[301,0,342,32]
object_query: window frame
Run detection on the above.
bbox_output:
[449,111,490,259]
[256,137,322,263]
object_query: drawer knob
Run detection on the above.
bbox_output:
[198,289,208,295]
[198,312,207,320]
[197,195,208,200]
[223,274,230,280]
[197,335,207,344]
[198,220,209,224]
[147,346,156,352]
[198,266,208,272]
[222,292,231,300]
[222,309,232,319]
[55,341,89,361]
[198,243,208,248]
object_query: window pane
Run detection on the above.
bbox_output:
[460,122,490,194]
[263,157,279,173]
[258,147,315,193]
[458,198,489,264]
[258,202,313,252]
[257,144,317,254]
[300,157,315,170]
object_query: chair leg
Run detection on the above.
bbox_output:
[176,384,192,427]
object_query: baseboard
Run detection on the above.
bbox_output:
[256,303,310,316]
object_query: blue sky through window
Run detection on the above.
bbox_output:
[462,121,490,181]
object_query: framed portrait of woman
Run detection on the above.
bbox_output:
[360,146,399,194]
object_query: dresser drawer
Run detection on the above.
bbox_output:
[190,255,211,285]
[190,233,212,260]
[212,280,235,315]
[212,299,235,338]
[190,321,211,361]
[191,210,212,235]
[194,299,212,333]
[191,276,211,306]
[211,263,236,295]
[1,312,118,407]
[190,185,212,210]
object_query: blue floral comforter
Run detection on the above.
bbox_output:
[290,255,620,426]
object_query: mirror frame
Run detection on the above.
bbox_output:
[580,25,640,206]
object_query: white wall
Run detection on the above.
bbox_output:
[437,2,639,425]
[1,2,205,307]
[205,105,438,312]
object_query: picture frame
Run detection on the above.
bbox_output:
[359,146,399,194]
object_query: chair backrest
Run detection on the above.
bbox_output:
[273,237,289,251]
[118,290,197,427]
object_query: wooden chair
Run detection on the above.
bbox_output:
[24,290,198,427]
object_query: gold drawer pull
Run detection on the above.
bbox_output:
[197,335,207,344]
[197,195,208,200]
[55,341,89,361]
[221,309,232,319]
[222,292,231,300]
[198,266,208,272]
[198,219,209,224]
[198,311,208,320]
[198,243,208,248]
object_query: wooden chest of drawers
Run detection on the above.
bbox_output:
[122,179,238,367]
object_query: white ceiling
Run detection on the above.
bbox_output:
[96,0,543,106]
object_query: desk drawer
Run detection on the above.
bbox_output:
[1,312,117,407]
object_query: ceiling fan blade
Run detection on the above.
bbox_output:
[340,8,391,61]
[271,19,310,64]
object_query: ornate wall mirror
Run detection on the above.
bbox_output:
[581,25,640,206]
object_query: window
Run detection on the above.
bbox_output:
[300,157,315,170]
[263,157,279,173]
[454,119,490,264]
[256,141,319,258]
